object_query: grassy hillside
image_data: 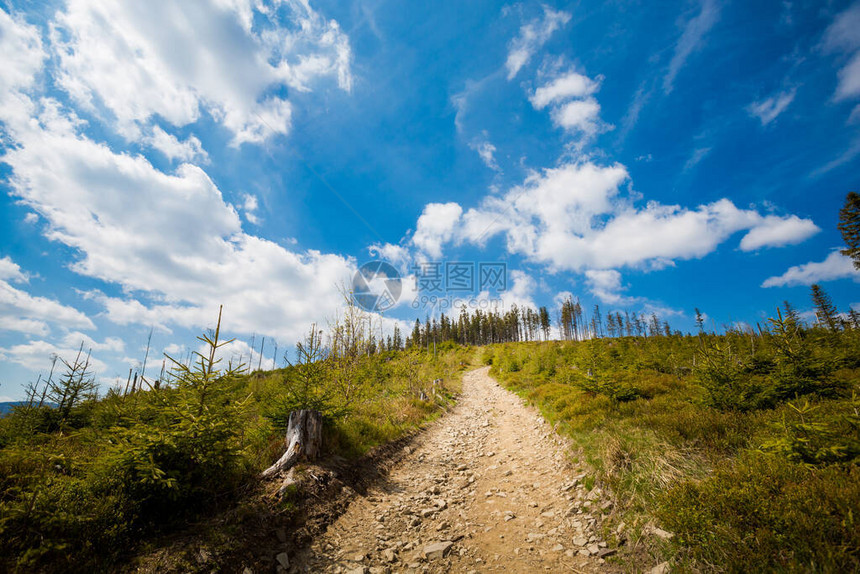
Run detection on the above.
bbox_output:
[485,312,860,572]
[0,319,471,573]
[2,295,859,573]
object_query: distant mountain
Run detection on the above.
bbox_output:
[0,401,57,416]
[0,401,27,415]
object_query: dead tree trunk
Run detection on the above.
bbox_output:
[261,409,323,478]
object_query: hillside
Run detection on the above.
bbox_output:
[1,303,858,573]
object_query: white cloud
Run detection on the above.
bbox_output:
[0,9,43,88]
[0,9,45,126]
[822,3,860,53]
[48,0,351,145]
[582,199,757,269]
[145,126,208,163]
[368,242,412,269]
[1,83,357,345]
[762,250,860,287]
[464,269,537,317]
[747,89,796,125]
[620,84,651,140]
[810,136,860,177]
[241,193,261,225]
[412,202,463,259]
[683,147,711,172]
[505,6,571,80]
[553,290,575,307]
[835,52,860,101]
[530,68,605,142]
[585,269,635,305]
[530,72,600,109]
[739,214,820,251]
[0,339,109,373]
[663,0,720,94]
[822,4,860,103]
[498,270,538,311]
[470,139,500,171]
[61,331,125,353]
[0,259,94,336]
[418,161,816,273]
[0,257,29,283]
[551,98,601,135]
[202,338,267,372]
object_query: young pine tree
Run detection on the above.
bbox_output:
[811,284,840,331]
[838,191,860,269]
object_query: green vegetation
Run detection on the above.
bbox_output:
[839,191,860,269]
[486,293,860,572]
[0,307,471,573]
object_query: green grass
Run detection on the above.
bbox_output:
[486,328,860,572]
[0,337,472,573]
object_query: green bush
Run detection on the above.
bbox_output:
[481,347,495,365]
[489,325,860,572]
[761,397,860,466]
[660,451,860,573]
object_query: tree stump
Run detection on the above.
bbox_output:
[261,409,323,478]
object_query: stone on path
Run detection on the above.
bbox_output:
[423,541,454,560]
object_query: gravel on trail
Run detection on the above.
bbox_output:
[289,366,619,574]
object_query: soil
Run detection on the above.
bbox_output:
[289,366,620,573]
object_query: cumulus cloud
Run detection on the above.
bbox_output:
[61,331,125,353]
[0,4,369,346]
[739,214,820,251]
[551,98,602,135]
[368,242,412,269]
[48,0,352,145]
[530,69,605,140]
[241,193,261,225]
[530,72,600,109]
[409,161,817,273]
[145,126,208,163]
[762,250,860,287]
[747,89,796,125]
[663,0,720,94]
[0,339,110,373]
[497,270,538,311]
[412,202,464,259]
[0,257,29,283]
[585,269,635,305]
[0,9,45,124]
[1,89,355,347]
[505,6,571,80]
[0,258,95,337]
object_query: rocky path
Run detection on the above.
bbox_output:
[292,366,618,573]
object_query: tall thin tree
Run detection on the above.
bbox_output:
[838,191,860,269]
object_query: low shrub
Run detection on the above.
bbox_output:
[660,452,860,573]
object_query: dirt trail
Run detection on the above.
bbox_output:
[292,366,618,573]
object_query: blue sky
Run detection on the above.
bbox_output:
[1,0,859,400]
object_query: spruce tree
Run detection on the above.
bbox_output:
[810,284,840,331]
[838,191,860,269]
[538,306,551,340]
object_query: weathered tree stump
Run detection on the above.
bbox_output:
[261,409,323,478]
